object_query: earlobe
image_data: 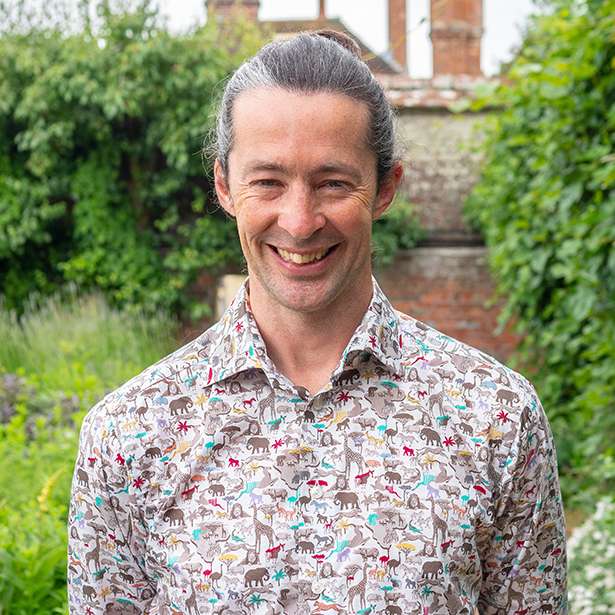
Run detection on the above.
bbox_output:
[214,159,235,216]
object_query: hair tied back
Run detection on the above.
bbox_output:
[313,29,362,60]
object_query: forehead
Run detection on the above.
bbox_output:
[229,87,373,173]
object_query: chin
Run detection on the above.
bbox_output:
[273,286,334,314]
[262,275,344,314]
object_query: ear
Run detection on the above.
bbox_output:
[214,159,235,216]
[372,162,403,221]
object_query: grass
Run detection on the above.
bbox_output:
[0,285,178,408]
[0,287,178,614]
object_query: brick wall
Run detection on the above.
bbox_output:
[375,248,521,363]
[381,107,523,361]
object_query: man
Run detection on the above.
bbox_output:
[68,31,567,614]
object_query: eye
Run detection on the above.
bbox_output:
[251,179,282,188]
[320,179,348,190]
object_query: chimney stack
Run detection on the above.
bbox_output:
[318,0,326,20]
[430,0,483,77]
[207,0,260,22]
[388,0,407,73]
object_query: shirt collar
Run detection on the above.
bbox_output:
[199,280,272,387]
[338,276,403,376]
[203,276,404,387]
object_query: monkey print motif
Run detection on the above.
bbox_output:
[68,278,567,615]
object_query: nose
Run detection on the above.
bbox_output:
[277,185,325,240]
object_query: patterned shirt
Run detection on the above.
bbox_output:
[68,277,567,615]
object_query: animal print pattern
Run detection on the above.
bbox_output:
[68,278,567,614]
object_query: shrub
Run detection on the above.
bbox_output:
[372,197,425,266]
[0,1,262,320]
[0,288,177,614]
[0,393,76,615]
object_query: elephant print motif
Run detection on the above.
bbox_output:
[246,436,269,453]
[169,395,193,415]
[163,507,184,526]
[336,368,361,387]
[420,427,441,446]
[244,567,270,587]
[68,278,567,615]
[496,388,520,406]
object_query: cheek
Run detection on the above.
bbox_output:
[333,197,374,231]
[234,204,275,242]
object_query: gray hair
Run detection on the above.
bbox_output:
[211,30,399,187]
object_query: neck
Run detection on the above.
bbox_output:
[247,274,373,394]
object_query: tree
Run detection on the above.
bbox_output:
[0,1,262,319]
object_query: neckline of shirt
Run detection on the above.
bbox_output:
[199,276,405,391]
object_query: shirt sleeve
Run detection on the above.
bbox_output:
[67,399,155,614]
[476,384,568,614]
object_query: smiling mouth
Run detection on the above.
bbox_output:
[272,245,338,264]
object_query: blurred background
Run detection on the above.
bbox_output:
[0,0,613,612]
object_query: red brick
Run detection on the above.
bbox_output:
[430,0,483,77]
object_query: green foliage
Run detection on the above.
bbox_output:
[0,1,261,319]
[568,498,615,614]
[372,196,425,266]
[464,0,615,509]
[0,1,423,322]
[0,392,75,615]
[0,285,177,408]
[0,289,177,614]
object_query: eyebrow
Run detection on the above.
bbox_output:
[244,162,286,174]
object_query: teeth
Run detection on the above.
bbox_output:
[277,248,328,264]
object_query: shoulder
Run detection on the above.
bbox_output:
[391,310,561,505]
[79,318,226,446]
[395,308,541,421]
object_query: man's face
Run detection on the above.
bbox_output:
[214,87,400,315]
